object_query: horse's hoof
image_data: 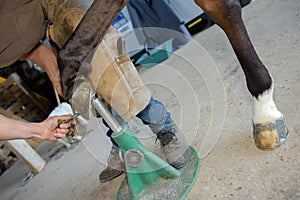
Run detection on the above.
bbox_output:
[253,119,289,150]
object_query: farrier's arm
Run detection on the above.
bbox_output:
[0,114,73,141]
[20,43,63,97]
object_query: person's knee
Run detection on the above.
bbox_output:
[138,97,167,124]
[148,103,167,124]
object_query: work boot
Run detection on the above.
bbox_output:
[99,145,125,183]
[156,126,190,169]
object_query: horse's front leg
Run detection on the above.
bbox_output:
[194,0,288,149]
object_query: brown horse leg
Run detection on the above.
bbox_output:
[194,0,288,149]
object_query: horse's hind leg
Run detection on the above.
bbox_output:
[194,0,289,149]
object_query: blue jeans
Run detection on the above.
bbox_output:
[105,97,174,147]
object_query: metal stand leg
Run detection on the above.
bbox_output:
[91,96,123,134]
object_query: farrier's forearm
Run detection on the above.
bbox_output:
[0,114,41,140]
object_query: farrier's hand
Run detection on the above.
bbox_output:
[20,43,64,97]
[37,115,75,141]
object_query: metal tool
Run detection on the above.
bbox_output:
[57,113,79,128]
[20,171,35,187]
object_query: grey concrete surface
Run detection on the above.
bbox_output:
[0,0,299,199]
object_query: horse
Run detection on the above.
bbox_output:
[57,0,289,150]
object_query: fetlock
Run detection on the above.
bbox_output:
[156,126,190,169]
[99,145,125,183]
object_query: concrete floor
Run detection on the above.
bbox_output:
[0,0,299,199]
